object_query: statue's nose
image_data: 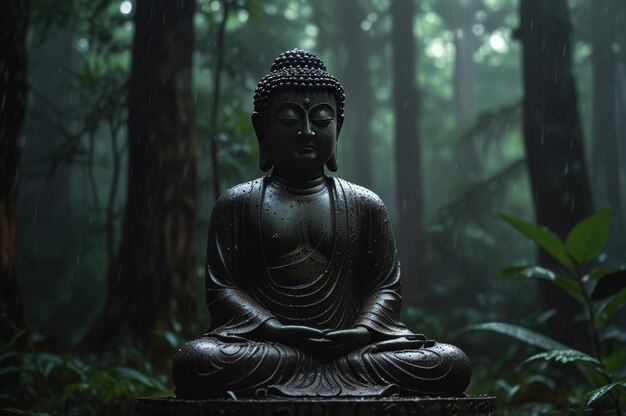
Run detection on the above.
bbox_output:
[300,116,315,136]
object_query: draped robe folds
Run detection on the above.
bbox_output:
[173,176,471,398]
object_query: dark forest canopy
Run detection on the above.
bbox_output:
[1,0,625,414]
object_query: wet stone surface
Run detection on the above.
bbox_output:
[136,395,497,416]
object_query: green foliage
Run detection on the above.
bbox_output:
[588,382,626,407]
[31,0,132,52]
[523,350,600,366]
[0,341,170,416]
[595,288,626,329]
[498,213,576,273]
[565,208,613,264]
[591,270,626,300]
[468,209,626,413]
[498,265,586,305]
[466,322,568,351]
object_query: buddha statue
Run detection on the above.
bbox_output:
[172,49,471,398]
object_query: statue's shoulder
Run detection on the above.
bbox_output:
[330,177,387,211]
[214,177,265,208]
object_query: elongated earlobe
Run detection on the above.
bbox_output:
[326,151,338,172]
[259,143,273,171]
[328,122,341,171]
[252,112,272,172]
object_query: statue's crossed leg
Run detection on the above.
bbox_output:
[173,336,470,398]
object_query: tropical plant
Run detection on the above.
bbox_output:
[467,208,626,414]
[0,331,170,416]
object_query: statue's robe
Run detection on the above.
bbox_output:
[173,176,471,398]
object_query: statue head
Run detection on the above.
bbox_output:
[252,49,345,177]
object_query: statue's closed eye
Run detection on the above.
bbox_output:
[310,106,334,127]
[276,107,300,126]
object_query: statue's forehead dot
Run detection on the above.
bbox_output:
[304,97,311,106]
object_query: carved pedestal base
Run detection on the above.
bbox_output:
[136,396,497,416]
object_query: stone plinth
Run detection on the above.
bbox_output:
[136,396,497,416]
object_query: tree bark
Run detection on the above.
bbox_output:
[80,0,197,352]
[0,0,30,346]
[391,0,426,304]
[517,0,594,349]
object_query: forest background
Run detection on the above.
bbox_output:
[1,0,625,414]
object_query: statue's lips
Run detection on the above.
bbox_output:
[295,143,316,153]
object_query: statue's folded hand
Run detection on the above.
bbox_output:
[364,336,433,354]
[321,326,371,357]
[261,319,325,348]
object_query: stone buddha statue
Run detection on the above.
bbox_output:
[172,49,471,399]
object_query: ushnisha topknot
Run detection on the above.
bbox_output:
[253,49,345,127]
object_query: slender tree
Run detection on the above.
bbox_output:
[452,3,475,125]
[80,0,197,352]
[208,0,229,201]
[391,0,426,303]
[590,0,623,235]
[0,0,30,346]
[517,0,594,349]
[338,0,374,189]
[451,3,480,183]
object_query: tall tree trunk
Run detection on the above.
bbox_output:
[80,0,197,352]
[391,0,426,304]
[616,63,626,227]
[517,0,594,350]
[453,3,480,181]
[208,0,229,201]
[453,4,475,125]
[339,0,374,189]
[591,0,623,236]
[0,0,30,346]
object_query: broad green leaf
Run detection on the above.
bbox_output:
[35,352,63,378]
[62,382,89,402]
[0,407,50,416]
[575,360,612,390]
[595,287,626,328]
[0,366,20,377]
[498,213,575,272]
[521,374,557,390]
[522,349,600,366]
[587,381,626,407]
[589,268,616,281]
[115,367,155,387]
[497,265,529,279]
[0,351,16,363]
[0,329,26,350]
[464,322,568,350]
[498,265,553,280]
[0,408,31,415]
[153,329,185,349]
[65,359,88,382]
[553,274,587,305]
[590,270,626,300]
[605,344,626,373]
[498,266,586,304]
[565,208,612,264]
